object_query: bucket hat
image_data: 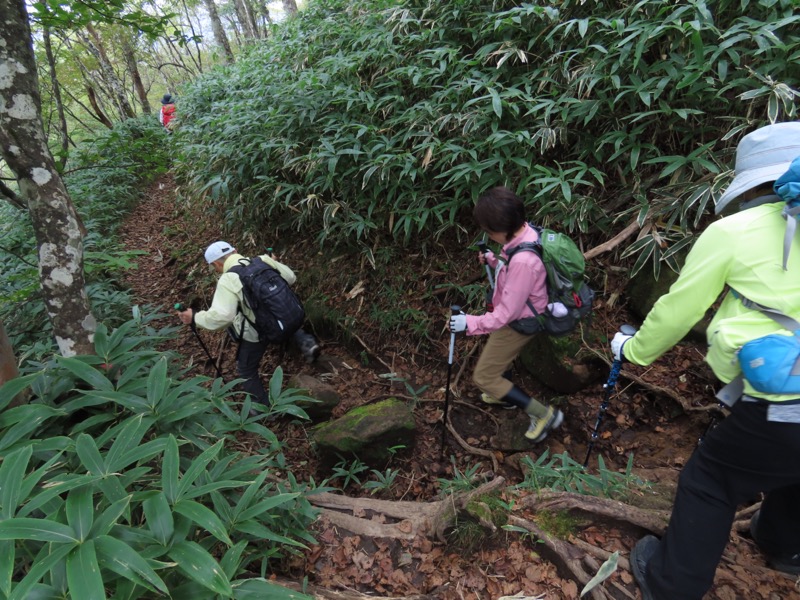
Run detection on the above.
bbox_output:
[204,241,234,264]
[161,93,173,105]
[715,122,800,214]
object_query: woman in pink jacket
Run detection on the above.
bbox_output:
[449,187,564,442]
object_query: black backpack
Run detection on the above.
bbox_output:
[228,257,306,344]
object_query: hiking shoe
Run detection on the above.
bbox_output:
[524,406,563,442]
[750,510,800,575]
[480,393,516,409]
[297,335,321,363]
[630,535,659,600]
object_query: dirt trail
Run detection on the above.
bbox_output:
[117,174,799,599]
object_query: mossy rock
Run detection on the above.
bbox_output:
[312,398,416,465]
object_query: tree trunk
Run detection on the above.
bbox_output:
[81,23,136,119]
[254,0,272,38]
[242,0,262,39]
[282,0,298,16]
[121,35,151,115]
[233,0,257,40]
[0,0,97,357]
[85,84,115,128]
[203,0,235,63]
[41,24,69,170]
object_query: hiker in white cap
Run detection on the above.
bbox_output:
[177,242,320,406]
[610,121,800,600]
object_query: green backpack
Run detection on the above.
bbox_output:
[505,225,594,336]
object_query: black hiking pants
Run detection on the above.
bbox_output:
[645,400,800,599]
[237,338,269,405]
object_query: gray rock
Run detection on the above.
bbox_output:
[288,373,340,421]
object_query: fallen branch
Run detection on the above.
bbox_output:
[584,215,649,261]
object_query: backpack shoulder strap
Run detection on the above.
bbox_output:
[506,241,541,261]
[782,204,800,271]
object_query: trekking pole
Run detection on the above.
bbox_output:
[583,324,637,468]
[441,305,462,456]
[476,240,495,312]
[175,303,225,379]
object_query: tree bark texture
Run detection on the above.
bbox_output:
[203,0,235,63]
[84,84,114,128]
[81,23,136,119]
[121,34,151,115]
[0,0,97,357]
[233,0,257,40]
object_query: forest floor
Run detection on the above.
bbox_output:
[118,174,798,600]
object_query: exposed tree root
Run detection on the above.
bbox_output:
[519,490,671,535]
[308,477,506,542]
[507,514,613,600]
[273,577,439,599]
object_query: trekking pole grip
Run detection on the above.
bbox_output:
[448,305,461,362]
[476,241,488,255]
[174,303,184,311]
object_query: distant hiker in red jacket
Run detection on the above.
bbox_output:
[159,94,176,131]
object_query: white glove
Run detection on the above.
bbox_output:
[449,314,467,333]
[611,331,633,361]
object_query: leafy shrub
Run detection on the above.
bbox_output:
[0,315,317,599]
[174,0,798,274]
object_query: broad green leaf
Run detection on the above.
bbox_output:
[0,445,33,519]
[142,492,173,545]
[18,474,99,518]
[105,414,150,472]
[238,493,299,521]
[220,540,248,579]
[0,374,38,411]
[116,436,167,470]
[176,439,223,502]
[0,406,62,452]
[79,390,149,412]
[162,435,179,504]
[0,518,78,543]
[54,356,114,392]
[232,577,313,599]
[168,541,233,596]
[0,539,14,596]
[75,434,107,476]
[65,486,94,541]
[95,534,169,594]
[232,471,269,519]
[146,357,169,408]
[66,541,104,600]
[89,495,132,537]
[9,543,75,600]
[173,499,232,546]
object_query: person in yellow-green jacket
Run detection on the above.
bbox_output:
[611,121,800,600]
[177,241,320,406]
